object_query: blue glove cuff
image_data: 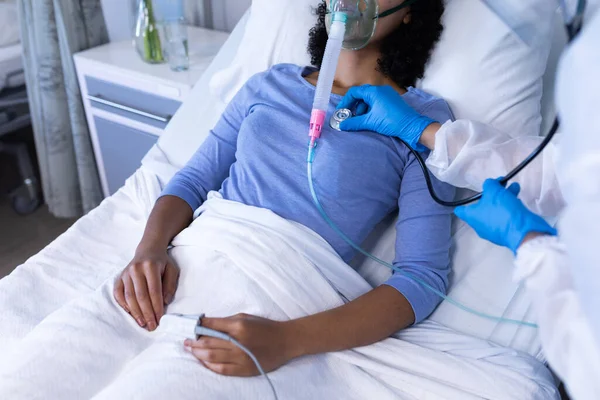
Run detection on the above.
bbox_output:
[510,216,558,254]
[406,116,435,151]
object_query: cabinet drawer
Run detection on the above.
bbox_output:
[95,117,158,195]
[86,76,181,129]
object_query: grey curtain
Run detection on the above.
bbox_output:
[18,0,108,218]
[182,0,213,29]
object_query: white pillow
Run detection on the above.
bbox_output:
[419,0,556,137]
[148,12,251,172]
[208,0,317,105]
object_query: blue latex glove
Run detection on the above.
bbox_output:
[337,85,435,151]
[455,179,557,254]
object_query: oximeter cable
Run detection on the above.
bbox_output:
[195,325,279,400]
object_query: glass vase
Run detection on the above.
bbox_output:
[133,0,165,64]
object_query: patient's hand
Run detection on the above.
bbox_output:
[184,314,294,376]
[114,249,180,331]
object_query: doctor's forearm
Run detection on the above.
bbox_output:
[136,195,193,252]
[283,285,414,358]
[418,122,441,150]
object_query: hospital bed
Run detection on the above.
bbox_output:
[0,0,569,398]
[0,36,41,214]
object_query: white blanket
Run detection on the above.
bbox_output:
[0,174,558,399]
[0,168,158,354]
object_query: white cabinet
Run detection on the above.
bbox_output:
[74,26,229,197]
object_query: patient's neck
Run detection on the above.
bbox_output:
[334,47,388,89]
[306,45,405,96]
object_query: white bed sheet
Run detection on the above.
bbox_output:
[0,167,158,353]
[0,11,250,354]
[0,43,24,91]
[0,182,558,399]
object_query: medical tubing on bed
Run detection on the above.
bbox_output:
[309,13,347,146]
[306,146,538,328]
[195,326,279,400]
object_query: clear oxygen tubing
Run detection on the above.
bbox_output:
[305,6,536,328]
[308,12,347,151]
[306,145,538,328]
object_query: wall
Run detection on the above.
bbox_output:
[100,0,251,42]
[100,0,136,42]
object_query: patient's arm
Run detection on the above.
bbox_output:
[290,152,455,354]
[115,72,264,330]
[186,153,455,376]
[114,196,192,331]
[116,116,241,330]
[286,285,413,355]
[138,195,194,251]
[183,286,413,376]
[185,281,426,376]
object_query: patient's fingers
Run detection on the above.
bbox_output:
[185,337,234,350]
[123,275,145,327]
[162,261,180,305]
[144,263,164,323]
[186,348,233,364]
[113,278,128,312]
[201,317,238,334]
[201,361,239,377]
[131,270,157,331]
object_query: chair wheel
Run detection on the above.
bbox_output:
[11,193,42,215]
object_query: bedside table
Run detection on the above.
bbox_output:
[74,27,229,197]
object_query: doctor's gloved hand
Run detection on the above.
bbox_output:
[337,85,436,150]
[454,179,557,254]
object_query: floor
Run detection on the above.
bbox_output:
[0,126,77,278]
[0,197,76,278]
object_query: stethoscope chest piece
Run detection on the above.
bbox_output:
[330,108,353,131]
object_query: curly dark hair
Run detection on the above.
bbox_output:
[307,0,445,88]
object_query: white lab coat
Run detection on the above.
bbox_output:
[514,236,600,400]
[425,4,600,399]
[426,120,564,217]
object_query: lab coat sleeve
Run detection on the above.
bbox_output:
[555,7,600,359]
[515,236,600,400]
[425,119,565,217]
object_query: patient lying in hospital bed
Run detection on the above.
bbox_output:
[0,1,559,399]
[116,3,454,335]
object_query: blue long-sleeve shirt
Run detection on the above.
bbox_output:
[162,64,456,323]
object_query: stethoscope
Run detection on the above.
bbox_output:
[332,0,587,207]
[419,0,586,207]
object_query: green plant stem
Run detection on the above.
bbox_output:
[142,0,163,62]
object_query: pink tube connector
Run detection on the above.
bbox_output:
[309,109,326,142]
